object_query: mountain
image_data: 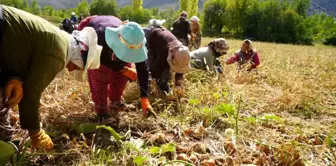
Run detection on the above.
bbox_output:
[31,0,336,16]
[309,0,336,16]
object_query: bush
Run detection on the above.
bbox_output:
[90,0,118,16]
[40,15,63,24]
[323,36,336,46]
[132,9,153,24]
[158,7,179,29]
[202,0,228,35]
[119,5,133,21]
[119,6,153,24]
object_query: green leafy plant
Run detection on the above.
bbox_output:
[70,123,98,134]
[13,142,29,166]
[245,116,257,124]
[133,156,148,166]
[259,114,284,123]
[0,140,16,166]
[96,125,123,141]
[161,143,176,153]
[212,93,221,100]
[245,114,284,125]
[149,146,161,155]
[188,98,200,106]
[148,143,176,155]
[214,103,236,116]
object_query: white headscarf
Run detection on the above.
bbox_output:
[243,39,253,51]
[190,16,200,22]
[148,19,166,26]
[67,27,103,81]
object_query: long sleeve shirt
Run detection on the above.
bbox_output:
[190,47,217,71]
[146,28,184,85]
[78,16,149,97]
[172,18,191,40]
[226,49,260,68]
[0,5,70,130]
[190,22,201,36]
[70,15,77,24]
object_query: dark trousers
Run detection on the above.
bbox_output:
[155,68,172,93]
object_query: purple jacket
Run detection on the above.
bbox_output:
[78,16,149,97]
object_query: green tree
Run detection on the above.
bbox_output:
[188,0,198,16]
[22,0,29,11]
[293,0,310,16]
[119,5,133,21]
[258,0,282,41]
[179,0,189,13]
[276,9,303,43]
[42,5,54,16]
[242,0,263,39]
[30,0,41,15]
[150,7,159,16]
[76,0,90,16]
[159,7,178,28]
[203,0,228,34]
[132,8,152,24]
[226,0,253,35]
[90,0,117,16]
[55,9,66,18]
[303,13,336,45]
[0,0,24,8]
[132,0,143,11]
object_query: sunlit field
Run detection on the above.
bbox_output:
[7,38,336,165]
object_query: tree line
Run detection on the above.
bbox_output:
[0,0,335,45]
[203,0,336,45]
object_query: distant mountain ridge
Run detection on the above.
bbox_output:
[30,0,336,16]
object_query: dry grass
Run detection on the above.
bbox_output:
[7,38,336,166]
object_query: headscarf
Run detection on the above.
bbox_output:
[66,27,103,81]
[167,40,191,74]
[149,19,166,27]
[208,38,229,57]
[243,39,253,51]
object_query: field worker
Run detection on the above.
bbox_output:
[191,38,229,74]
[78,16,155,118]
[70,12,77,24]
[59,18,76,34]
[144,20,191,98]
[0,5,103,151]
[171,11,191,46]
[189,16,201,50]
[226,39,260,72]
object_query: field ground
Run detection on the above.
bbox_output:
[6,38,336,165]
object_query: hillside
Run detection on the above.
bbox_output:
[31,0,336,16]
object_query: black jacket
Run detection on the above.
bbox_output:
[172,18,191,40]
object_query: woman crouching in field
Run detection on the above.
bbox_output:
[226,39,260,72]
[78,16,155,118]
[0,5,102,151]
[190,38,229,74]
[144,19,191,99]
